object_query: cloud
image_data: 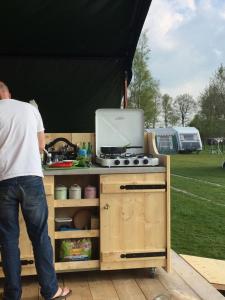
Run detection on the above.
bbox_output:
[144,1,184,50]
[161,76,207,99]
[213,48,223,59]
[174,0,197,11]
[200,0,213,11]
[144,0,197,51]
[142,0,225,99]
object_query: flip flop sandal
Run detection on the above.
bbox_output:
[51,288,72,300]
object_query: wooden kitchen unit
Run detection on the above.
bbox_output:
[0,132,171,277]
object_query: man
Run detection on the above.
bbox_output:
[0,81,71,300]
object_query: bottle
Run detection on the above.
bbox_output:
[87,142,92,162]
[82,142,87,150]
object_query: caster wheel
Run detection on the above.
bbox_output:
[148,267,156,278]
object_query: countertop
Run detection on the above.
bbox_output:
[43,164,166,176]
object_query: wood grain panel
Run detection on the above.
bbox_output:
[101,173,166,194]
[101,258,166,271]
[100,192,166,254]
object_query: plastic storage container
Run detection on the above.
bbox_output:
[55,217,73,231]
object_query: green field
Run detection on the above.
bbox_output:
[171,150,225,259]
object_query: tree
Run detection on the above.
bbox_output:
[161,94,178,127]
[128,31,160,127]
[200,65,225,136]
[193,64,225,138]
[174,93,196,126]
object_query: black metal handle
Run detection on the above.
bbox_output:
[120,184,166,190]
[21,259,34,265]
[126,146,143,149]
[120,251,166,258]
[0,259,34,267]
[46,137,77,151]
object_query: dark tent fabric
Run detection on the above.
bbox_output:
[0,0,152,132]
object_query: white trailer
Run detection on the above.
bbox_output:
[146,127,202,154]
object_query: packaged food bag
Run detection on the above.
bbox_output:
[59,238,92,261]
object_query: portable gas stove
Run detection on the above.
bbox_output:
[96,153,159,168]
[95,108,159,168]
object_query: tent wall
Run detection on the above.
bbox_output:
[0,0,152,132]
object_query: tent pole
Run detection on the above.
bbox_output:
[123,71,128,108]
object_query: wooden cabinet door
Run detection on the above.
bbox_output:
[100,191,167,270]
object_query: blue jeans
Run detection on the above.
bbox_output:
[0,176,58,300]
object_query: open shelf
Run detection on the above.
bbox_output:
[55,260,100,271]
[55,230,100,239]
[54,198,99,207]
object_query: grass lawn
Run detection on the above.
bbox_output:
[171,149,225,259]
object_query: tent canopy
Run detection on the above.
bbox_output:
[0,0,152,132]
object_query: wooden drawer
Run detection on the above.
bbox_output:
[100,173,166,194]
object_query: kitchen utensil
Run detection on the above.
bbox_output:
[100,145,142,155]
[49,161,74,168]
[69,184,82,199]
[73,209,92,229]
[55,185,67,200]
[43,137,77,165]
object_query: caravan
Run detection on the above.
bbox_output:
[146,127,202,154]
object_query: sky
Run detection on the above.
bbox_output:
[143,0,225,99]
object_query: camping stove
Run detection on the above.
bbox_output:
[96,153,159,168]
[95,109,159,168]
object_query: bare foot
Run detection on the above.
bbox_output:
[51,287,71,299]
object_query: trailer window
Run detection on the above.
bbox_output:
[180,134,198,141]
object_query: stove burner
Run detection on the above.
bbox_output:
[99,152,153,159]
[96,153,158,168]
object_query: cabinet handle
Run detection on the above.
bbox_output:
[120,251,166,258]
[103,203,110,210]
[0,259,34,267]
[120,184,166,190]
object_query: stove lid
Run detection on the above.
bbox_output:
[95,109,144,156]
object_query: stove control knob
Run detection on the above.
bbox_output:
[124,159,130,165]
[114,159,120,166]
[143,158,149,165]
[133,159,139,165]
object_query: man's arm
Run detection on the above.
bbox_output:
[38,131,45,153]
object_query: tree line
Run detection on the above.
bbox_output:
[128,31,225,140]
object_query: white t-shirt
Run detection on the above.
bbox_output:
[0,99,44,181]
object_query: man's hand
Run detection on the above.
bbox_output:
[38,131,45,153]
